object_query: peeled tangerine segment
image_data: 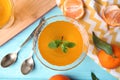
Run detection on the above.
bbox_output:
[110,10,120,26]
[104,5,119,14]
[63,0,84,19]
[102,5,120,27]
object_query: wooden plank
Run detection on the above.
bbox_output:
[0,0,56,46]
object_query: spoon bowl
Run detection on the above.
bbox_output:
[1,53,17,67]
[21,56,34,75]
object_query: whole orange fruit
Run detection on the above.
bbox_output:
[98,45,120,69]
[49,74,70,80]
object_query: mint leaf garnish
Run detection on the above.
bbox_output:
[48,41,57,48]
[55,40,62,47]
[48,36,76,53]
[61,44,68,53]
[67,42,76,48]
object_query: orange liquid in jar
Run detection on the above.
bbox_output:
[0,0,13,28]
[38,21,83,66]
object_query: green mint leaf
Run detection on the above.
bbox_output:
[91,72,99,80]
[61,44,68,53]
[48,41,58,48]
[67,42,76,48]
[55,40,62,47]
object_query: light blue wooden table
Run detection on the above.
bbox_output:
[0,7,118,80]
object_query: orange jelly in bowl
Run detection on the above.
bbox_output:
[38,21,83,66]
[34,15,89,70]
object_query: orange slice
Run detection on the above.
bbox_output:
[63,0,84,19]
[102,5,120,27]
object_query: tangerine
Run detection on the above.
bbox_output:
[49,74,70,80]
[102,5,120,27]
[98,45,120,69]
[63,0,85,19]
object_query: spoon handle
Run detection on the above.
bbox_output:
[20,17,45,48]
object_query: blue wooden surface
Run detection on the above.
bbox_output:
[0,7,117,80]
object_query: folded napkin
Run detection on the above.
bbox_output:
[56,0,120,79]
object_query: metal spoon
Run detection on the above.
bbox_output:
[21,22,41,75]
[21,35,37,75]
[1,17,45,68]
